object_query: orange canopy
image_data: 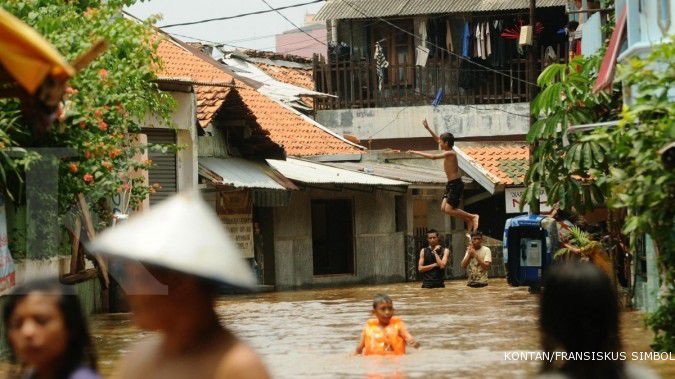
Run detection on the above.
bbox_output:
[0,6,75,94]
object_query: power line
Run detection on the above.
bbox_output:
[260,0,327,46]
[335,0,538,87]
[366,88,529,140]
[160,0,325,28]
[169,31,327,52]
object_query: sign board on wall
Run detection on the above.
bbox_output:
[217,190,254,259]
[505,187,551,214]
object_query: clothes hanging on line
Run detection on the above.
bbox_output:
[462,21,471,57]
[374,41,389,91]
[485,22,492,57]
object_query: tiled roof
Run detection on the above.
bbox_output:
[458,143,530,186]
[252,62,314,108]
[155,36,362,156]
[156,39,233,128]
[255,63,313,90]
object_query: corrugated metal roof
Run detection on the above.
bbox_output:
[315,0,567,20]
[322,161,447,185]
[266,158,408,186]
[316,0,408,21]
[199,157,294,190]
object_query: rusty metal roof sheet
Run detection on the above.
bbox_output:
[316,0,567,20]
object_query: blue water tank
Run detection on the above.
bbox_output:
[503,214,559,287]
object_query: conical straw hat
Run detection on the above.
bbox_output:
[88,192,255,288]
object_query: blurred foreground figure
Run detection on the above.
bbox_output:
[538,262,656,379]
[89,193,269,379]
[3,279,101,379]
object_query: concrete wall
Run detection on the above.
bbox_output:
[273,188,405,289]
[145,91,198,192]
[316,103,530,141]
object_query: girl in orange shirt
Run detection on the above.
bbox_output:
[356,294,420,355]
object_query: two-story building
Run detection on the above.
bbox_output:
[312,0,569,149]
[155,35,412,290]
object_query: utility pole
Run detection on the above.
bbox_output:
[528,0,541,214]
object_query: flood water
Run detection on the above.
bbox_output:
[2,279,673,378]
[85,279,674,378]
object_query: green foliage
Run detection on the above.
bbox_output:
[525,35,675,351]
[596,39,674,352]
[523,55,621,213]
[0,1,174,220]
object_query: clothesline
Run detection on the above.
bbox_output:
[335,0,539,87]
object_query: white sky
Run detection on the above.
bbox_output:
[125,0,325,51]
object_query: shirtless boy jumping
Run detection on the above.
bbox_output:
[408,119,479,233]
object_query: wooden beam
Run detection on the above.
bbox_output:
[69,217,81,275]
[77,193,109,289]
[60,268,98,285]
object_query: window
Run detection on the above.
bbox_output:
[143,128,177,205]
[311,199,354,275]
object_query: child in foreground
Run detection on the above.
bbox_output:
[356,294,419,355]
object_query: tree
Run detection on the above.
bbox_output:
[524,38,675,350]
[598,40,675,352]
[523,54,621,214]
[0,0,174,256]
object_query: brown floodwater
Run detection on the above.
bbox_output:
[3,279,674,378]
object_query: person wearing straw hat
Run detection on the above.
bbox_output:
[88,192,270,379]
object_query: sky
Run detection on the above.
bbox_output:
[125,0,326,52]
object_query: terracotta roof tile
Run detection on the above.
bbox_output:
[460,143,530,186]
[255,63,315,107]
[155,37,362,156]
[255,63,314,90]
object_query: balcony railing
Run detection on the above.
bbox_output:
[313,45,564,110]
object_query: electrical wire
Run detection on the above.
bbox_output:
[160,0,326,28]
[260,0,328,46]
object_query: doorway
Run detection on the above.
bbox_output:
[311,199,354,275]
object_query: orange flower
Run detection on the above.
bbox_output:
[83,173,94,183]
[84,151,92,159]
[101,161,113,170]
[109,148,122,159]
[69,163,78,173]
[98,69,108,80]
[98,121,108,131]
[78,121,87,129]
[94,108,103,118]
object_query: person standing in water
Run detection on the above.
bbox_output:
[408,119,479,233]
[461,231,492,288]
[89,193,270,379]
[418,229,449,288]
[3,279,101,379]
[356,294,419,355]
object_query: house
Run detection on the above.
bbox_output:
[275,13,327,58]
[156,36,412,290]
[312,0,569,148]
[235,45,538,283]
[314,143,529,281]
